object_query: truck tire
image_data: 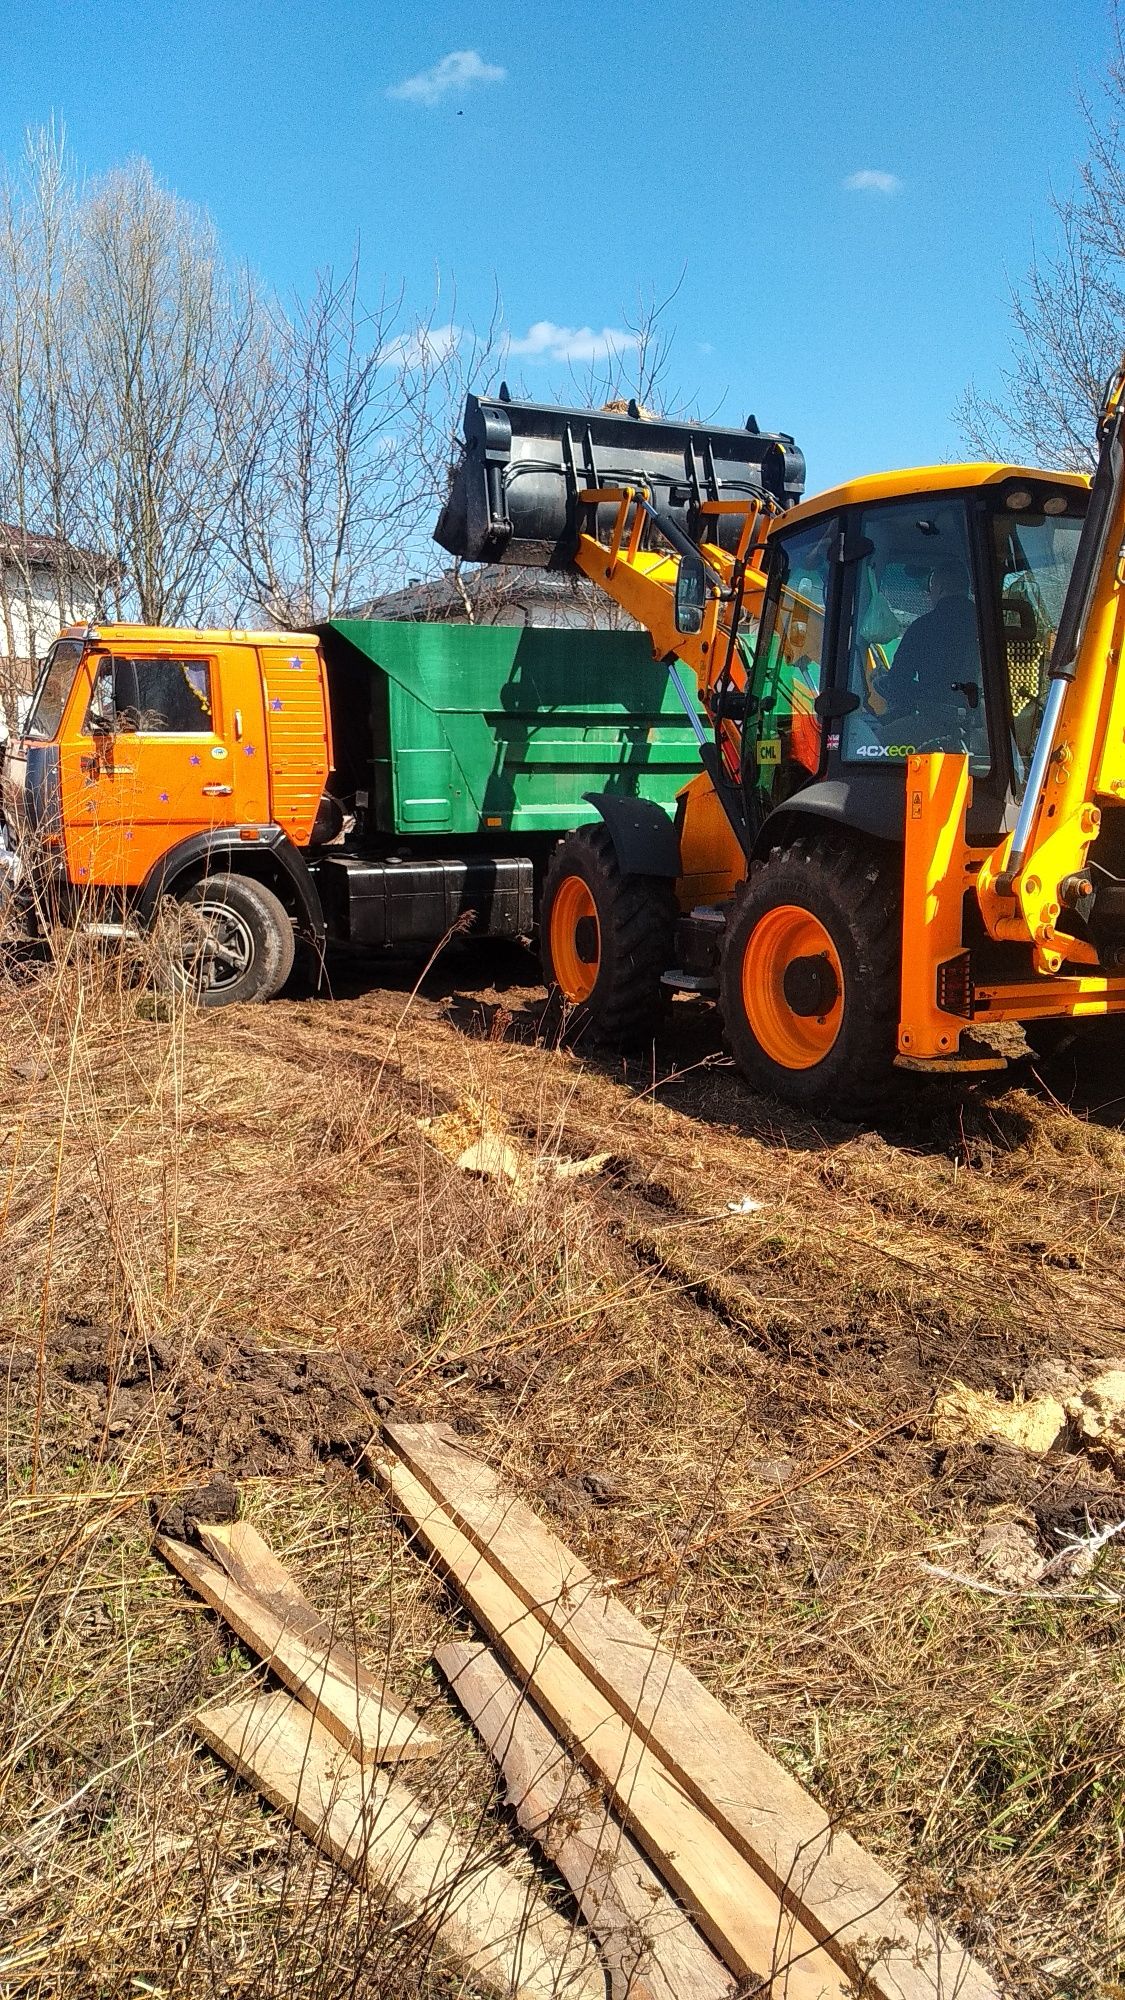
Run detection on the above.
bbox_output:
[719,833,900,1115]
[167,874,296,1008]
[540,823,676,1044]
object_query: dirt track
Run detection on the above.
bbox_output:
[2,940,1124,1996]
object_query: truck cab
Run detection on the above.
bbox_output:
[3,624,332,1003]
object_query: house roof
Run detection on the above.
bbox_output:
[0,521,114,578]
[354,565,639,630]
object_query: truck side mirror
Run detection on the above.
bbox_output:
[674,553,707,635]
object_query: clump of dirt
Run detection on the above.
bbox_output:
[152,1476,240,1542]
[541,1466,629,1526]
[932,1437,1125,1541]
[934,1381,1067,1455]
[974,1517,1045,1587]
[5,1318,402,1477]
[1067,1368,1125,1470]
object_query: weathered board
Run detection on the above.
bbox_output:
[375,1454,850,1999]
[437,1640,734,2000]
[195,1689,606,2000]
[157,1530,436,1765]
[381,1423,1000,2000]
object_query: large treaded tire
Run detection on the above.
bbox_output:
[1023,1018,1090,1062]
[719,832,900,1116]
[540,823,677,1045]
[167,873,296,1008]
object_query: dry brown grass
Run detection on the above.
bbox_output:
[1,928,1124,1996]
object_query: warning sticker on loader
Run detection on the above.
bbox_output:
[756,738,782,765]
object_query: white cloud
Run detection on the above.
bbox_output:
[387,50,506,106]
[380,322,463,370]
[505,320,641,365]
[843,169,902,195]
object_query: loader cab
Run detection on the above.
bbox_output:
[743,467,1089,847]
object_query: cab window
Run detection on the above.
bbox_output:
[748,517,834,814]
[84,656,214,735]
[840,498,989,771]
[988,499,1084,789]
[25,640,85,740]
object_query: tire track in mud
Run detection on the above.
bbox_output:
[522,1077,1124,1351]
[504,1108,1120,1407]
[245,994,1124,1371]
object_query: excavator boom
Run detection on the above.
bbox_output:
[975,357,1125,975]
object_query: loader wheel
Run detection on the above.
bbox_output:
[1022,1016,1099,1091]
[168,874,296,1008]
[1022,1018,1088,1063]
[720,833,900,1115]
[541,824,676,1044]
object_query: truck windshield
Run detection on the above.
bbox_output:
[24,639,85,740]
[988,491,1087,789]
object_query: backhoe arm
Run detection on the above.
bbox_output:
[979,359,1125,971]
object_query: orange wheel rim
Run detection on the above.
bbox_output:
[741,904,843,1070]
[550,876,600,1002]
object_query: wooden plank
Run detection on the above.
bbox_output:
[195,1688,606,2000]
[196,1519,324,1610]
[383,1423,1000,2000]
[375,1454,850,1999]
[437,1640,734,2000]
[156,1531,436,1766]
[196,1518,412,1708]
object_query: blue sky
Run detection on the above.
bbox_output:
[0,0,1115,490]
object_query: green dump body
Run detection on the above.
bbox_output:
[323,620,701,838]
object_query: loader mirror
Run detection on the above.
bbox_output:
[675,554,707,635]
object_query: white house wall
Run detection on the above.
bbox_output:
[0,563,96,666]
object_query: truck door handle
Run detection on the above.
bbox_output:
[201,783,233,798]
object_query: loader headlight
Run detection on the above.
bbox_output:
[1043,493,1069,515]
[1006,488,1034,511]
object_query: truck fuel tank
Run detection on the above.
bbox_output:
[435,391,805,569]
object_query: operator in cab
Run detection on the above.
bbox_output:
[873,559,980,737]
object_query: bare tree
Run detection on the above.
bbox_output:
[0,128,259,684]
[959,21,1125,469]
[215,263,507,626]
[78,157,256,623]
[0,120,668,685]
[0,127,91,719]
[561,276,687,415]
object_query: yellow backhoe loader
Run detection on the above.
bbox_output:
[437,370,1125,1112]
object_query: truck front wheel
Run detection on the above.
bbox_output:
[166,874,296,1007]
[540,824,676,1044]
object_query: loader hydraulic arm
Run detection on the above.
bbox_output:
[978,358,1125,971]
[569,483,776,788]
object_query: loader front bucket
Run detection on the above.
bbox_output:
[435,391,805,570]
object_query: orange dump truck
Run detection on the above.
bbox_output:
[0,618,703,1002]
